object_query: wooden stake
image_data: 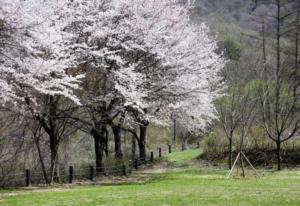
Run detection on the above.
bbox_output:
[227,152,240,179]
[241,151,260,177]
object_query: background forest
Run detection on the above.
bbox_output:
[196,0,300,170]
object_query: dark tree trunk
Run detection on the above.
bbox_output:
[93,133,104,173]
[36,145,49,184]
[173,119,176,143]
[102,126,109,157]
[138,124,147,161]
[49,133,60,183]
[240,154,245,177]
[91,125,108,173]
[32,127,50,184]
[276,140,281,171]
[131,131,136,159]
[46,96,61,184]
[228,137,233,170]
[112,125,123,158]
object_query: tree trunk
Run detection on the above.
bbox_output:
[32,126,50,184]
[91,125,108,173]
[33,136,49,184]
[132,131,136,159]
[228,137,233,170]
[49,134,60,183]
[173,119,176,143]
[138,124,147,161]
[182,133,189,150]
[47,96,61,183]
[93,131,103,173]
[276,141,281,171]
[112,125,123,158]
[240,154,245,177]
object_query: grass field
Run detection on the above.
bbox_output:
[0,149,300,206]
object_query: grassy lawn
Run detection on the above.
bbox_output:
[0,150,300,206]
[162,148,202,164]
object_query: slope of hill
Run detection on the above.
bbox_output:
[190,0,298,47]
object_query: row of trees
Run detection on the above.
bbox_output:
[0,0,225,184]
[216,0,300,171]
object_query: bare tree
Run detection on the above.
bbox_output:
[227,83,258,178]
[216,86,241,169]
[258,0,300,170]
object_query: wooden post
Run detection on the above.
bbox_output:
[197,142,200,149]
[150,152,154,162]
[227,152,241,179]
[69,166,73,184]
[241,151,260,178]
[181,144,184,151]
[90,166,94,181]
[134,158,138,170]
[168,145,172,153]
[25,169,31,187]
[159,148,162,158]
[122,164,127,176]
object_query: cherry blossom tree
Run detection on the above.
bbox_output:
[113,0,225,159]
[55,0,154,168]
[0,0,83,183]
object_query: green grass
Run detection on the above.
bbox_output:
[1,149,300,206]
[163,149,202,164]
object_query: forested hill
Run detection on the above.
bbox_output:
[189,0,298,79]
[192,0,297,37]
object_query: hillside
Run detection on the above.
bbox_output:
[193,0,295,33]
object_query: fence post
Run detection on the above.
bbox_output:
[122,164,127,176]
[197,142,200,149]
[25,169,31,187]
[159,148,162,158]
[168,145,172,153]
[90,166,94,181]
[182,144,184,151]
[150,152,154,162]
[69,166,73,184]
[134,158,138,170]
